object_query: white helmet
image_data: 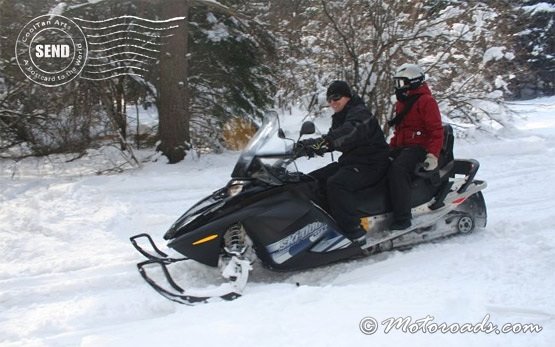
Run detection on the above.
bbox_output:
[394,63,425,90]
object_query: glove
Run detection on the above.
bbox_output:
[423,153,438,171]
[293,142,311,158]
[298,137,330,158]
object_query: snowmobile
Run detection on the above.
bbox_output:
[130,111,487,304]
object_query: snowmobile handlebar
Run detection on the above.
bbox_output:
[293,142,308,158]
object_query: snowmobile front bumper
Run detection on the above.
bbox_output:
[130,233,251,304]
[130,233,186,263]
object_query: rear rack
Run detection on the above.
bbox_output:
[453,159,480,193]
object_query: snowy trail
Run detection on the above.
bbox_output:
[1,98,555,346]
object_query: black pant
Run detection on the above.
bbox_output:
[387,146,427,222]
[309,161,388,237]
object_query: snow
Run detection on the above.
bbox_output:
[202,12,237,42]
[522,3,555,14]
[48,3,67,16]
[2,98,555,346]
[483,47,514,64]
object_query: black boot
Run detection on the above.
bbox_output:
[390,219,411,231]
[352,234,367,247]
[345,226,367,246]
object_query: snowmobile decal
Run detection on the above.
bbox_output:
[266,221,328,264]
[310,229,352,252]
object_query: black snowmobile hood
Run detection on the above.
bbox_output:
[164,188,226,240]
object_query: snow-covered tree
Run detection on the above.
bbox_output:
[269,0,521,132]
[0,0,99,156]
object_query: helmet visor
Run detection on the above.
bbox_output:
[394,78,409,89]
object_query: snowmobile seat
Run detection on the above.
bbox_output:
[354,124,455,216]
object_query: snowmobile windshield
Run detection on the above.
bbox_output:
[231,111,294,179]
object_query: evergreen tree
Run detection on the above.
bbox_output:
[511,0,555,98]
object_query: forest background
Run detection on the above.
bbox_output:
[0,0,553,164]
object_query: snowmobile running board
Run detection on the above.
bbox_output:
[131,234,252,304]
[362,180,487,249]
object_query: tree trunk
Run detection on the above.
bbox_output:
[115,77,127,150]
[158,0,190,163]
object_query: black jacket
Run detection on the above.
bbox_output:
[324,96,389,166]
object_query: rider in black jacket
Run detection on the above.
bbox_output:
[299,80,389,244]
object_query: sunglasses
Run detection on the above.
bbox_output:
[327,94,343,103]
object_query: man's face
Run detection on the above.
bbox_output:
[328,95,350,113]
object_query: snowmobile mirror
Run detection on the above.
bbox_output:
[299,121,315,136]
[278,128,286,139]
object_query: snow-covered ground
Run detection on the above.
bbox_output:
[1,97,555,347]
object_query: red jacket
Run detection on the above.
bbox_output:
[390,83,444,157]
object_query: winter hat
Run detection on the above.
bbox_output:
[326,80,352,99]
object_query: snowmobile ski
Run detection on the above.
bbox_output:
[131,233,252,304]
[136,256,251,304]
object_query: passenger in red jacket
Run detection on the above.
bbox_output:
[388,63,444,230]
